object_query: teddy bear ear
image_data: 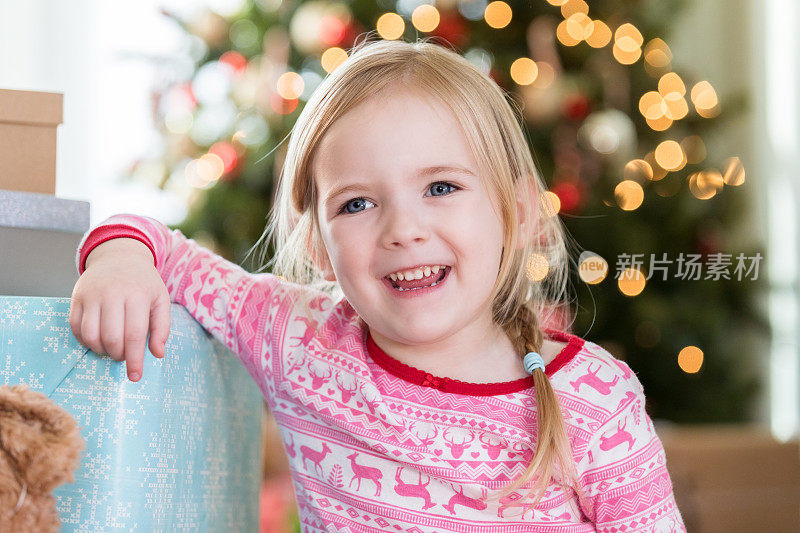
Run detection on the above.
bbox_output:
[0,384,85,492]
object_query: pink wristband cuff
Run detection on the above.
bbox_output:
[79,225,157,274]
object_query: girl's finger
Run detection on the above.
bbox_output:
[99,301,125,360]
[80,303,102,355]
[148,292,171,359]
[124,298,149,381]
[69,299,84,345]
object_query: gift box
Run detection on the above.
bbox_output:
[0,88,63,195]
[0,296,264,531]
[0,189,90,297]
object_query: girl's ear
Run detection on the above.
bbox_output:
[515,176,540,250]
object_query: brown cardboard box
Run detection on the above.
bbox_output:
[659,424,800,532]
[0,88,63,194]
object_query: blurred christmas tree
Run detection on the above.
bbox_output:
[132,0,767,428]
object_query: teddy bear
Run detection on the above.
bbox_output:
[0,384,85,532]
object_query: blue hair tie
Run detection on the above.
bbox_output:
[523,351,545,375]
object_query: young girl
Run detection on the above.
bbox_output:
[70,38,685,531]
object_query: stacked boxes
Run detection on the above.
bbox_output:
[0,89,264,530]
[0,88,90,297]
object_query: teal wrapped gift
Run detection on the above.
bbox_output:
[0,296,263,531]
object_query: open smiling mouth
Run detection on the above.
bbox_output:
[386,266,450,291]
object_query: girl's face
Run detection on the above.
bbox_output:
[312,86,507,350]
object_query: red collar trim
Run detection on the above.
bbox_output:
[364,327,584,396]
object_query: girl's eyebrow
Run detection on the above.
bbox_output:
[323,165,475,208]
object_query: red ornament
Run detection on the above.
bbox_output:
[488,67,505,89]
[431,11,469,48]
[693,224,723,258]
[209,141,240,176]
[339,20,366,50]
[550,179,584,213]
[319,16,347,46]
[562,94,591,121]
[270,93,299,115]
[169,83,197,110]
[219,51,247,75]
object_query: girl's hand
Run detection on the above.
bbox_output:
[69,238,172,382]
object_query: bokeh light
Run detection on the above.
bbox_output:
[412,4,440,32]
[613,23,643,64]
[269,92,298,115]
[689,170,723,199]
[644,38,672,74]
[655,140,685,171]
[682,135,707,164]
[691,80,720,117]
[276,71,304,100]
[526,253,550,282]
[614,180,644,210]
[556,19,581,46]
[376,12,405,40]
[209,141,239,174]
[678,345,704,373]
[510,57,538,85]
[532,61,556,88]
[321,47,348,72]
[722,156,746,186]
[585,20,612,48]
[459,0,489,21]
[624,159,654,182]
[565,13,592,41]
[165,110,194,135]
[618,267,646,296]
[232,113,269,146]
[646,113,673,132]
[542,190,561,216]
[639,91,668,120]
[484,1,512,29]
[560,0,588,17]
[659,72,686,96]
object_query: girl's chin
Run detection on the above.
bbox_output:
[379,321,456,345]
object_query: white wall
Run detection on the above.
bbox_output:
[0,0,200,225]
[757,0,800,441]
[671,0,799,438]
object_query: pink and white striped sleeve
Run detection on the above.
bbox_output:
[576,367,686,532]
[75,213,288,390]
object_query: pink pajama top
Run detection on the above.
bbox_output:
[76,214,686,532]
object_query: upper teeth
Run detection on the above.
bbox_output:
[388,265,444,281]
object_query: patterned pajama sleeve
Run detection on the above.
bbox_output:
[75,213,293,394]
[575,362,686,533]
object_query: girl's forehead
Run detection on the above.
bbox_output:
[314,91,476,180]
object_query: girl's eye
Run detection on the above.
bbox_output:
[427,182,459,197]
[337,182,459,215]
[339,198,375,215]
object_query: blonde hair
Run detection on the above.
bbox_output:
[250,35,585,508]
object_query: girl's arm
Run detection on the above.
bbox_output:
[576,364,686,532]
[74,213,303,393]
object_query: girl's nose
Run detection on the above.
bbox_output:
[381,203,430,249]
